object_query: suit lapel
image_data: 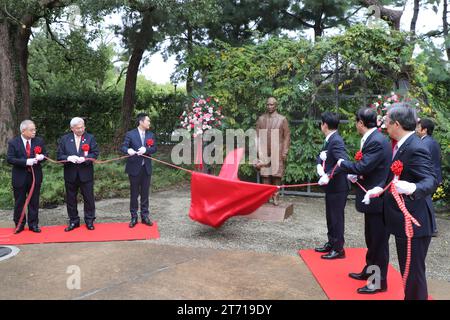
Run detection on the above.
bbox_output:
[392,134,414,162]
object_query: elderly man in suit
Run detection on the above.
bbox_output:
[57,117,99,231]
[315,112,350,260]
[364,104,437,300]
[416,118,442,236]
[120,113,157,228]
[7,120,47,233]
[337,108,392,294]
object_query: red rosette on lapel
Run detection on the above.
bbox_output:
[34,146,42,155]
[146,138,154,147]
[81,144,90,157]
[354,150,363,161]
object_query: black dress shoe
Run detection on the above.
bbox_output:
[141,216,153,226]
[129,218,138,228]
[357,283,387,294]
[29,226,41,233]
[86,223,95,230]
[349,271,371,281]
[321,249,346,260]
[315,243,332,253]
[64,222,80,232]
[14,225,25,234]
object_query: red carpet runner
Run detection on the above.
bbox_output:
[0,222,159,245]
[299,248,405,300]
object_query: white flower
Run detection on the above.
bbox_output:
[378,95,382,99]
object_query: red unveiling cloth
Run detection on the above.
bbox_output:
[189,148,278,227]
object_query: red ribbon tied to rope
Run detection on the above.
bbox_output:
[34,146,42,155]
[391,160,403,177]
[389,159,421,290]
[354,150,363,161]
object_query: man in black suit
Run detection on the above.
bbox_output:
[416,118,442,236]
[365,104,437,300]
[120,113,157,228]
[7,120,47,233]
[57,117,99,231]
[337,108,392,294]
[315,112,350,259]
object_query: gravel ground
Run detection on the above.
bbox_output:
[1,184,449,282]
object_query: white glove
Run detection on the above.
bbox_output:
[137,147,146,155]
[26,158,38,166]
[347,174,358,183]
[36,154,45,161]
[77,157,86,164]
[67,156,79,164]
[337,159,345,167]
[316,164,326,177]
[128,148,137,156]
[319,151,327,161]
[362,187,383,205]
[394,180,417,195]
[318,174,330,186]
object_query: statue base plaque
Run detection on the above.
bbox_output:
[241,202,293,221]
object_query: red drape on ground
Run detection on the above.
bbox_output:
[189,148,278,228]
[189,172,278,228]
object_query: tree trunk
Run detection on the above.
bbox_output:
[186,24,194,95]
[444,0,450,60]
[410,0,420,35]
[114,10,155,146]
[0,20,31,154]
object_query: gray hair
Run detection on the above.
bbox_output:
[20,120,35,132]
[387,103,418,131]
[70,117,85,128]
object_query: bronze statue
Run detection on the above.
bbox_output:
[255,97,291,205]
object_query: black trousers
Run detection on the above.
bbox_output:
[395,236,431,300]
[361,212,389,281]
[129,166,151,219]
[65,176,96,224]
[13,173,41,228]
[325,191,348,251]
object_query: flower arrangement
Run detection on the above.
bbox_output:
[179,96,225,137]
[369,92,420,129]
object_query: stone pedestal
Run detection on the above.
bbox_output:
[241,202,294,221]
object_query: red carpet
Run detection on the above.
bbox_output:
[299,248,405,300]
[0,222,159,245]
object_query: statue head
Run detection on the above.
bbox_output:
[266,97,277,114]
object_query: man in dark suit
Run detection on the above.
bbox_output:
[416,118,442,236]
[365,104,437,300]
[315,112,350,259]
[337,108,392,294]
[7,120,47,233]
[57,117,99,231]
[120,113,157,228]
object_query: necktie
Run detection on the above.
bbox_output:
[75,136,80,152]
[392,144,399,160]
[26,140,30,158]
[360,138,365,151]
[322,140,328,151]
[141,131,145,146]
